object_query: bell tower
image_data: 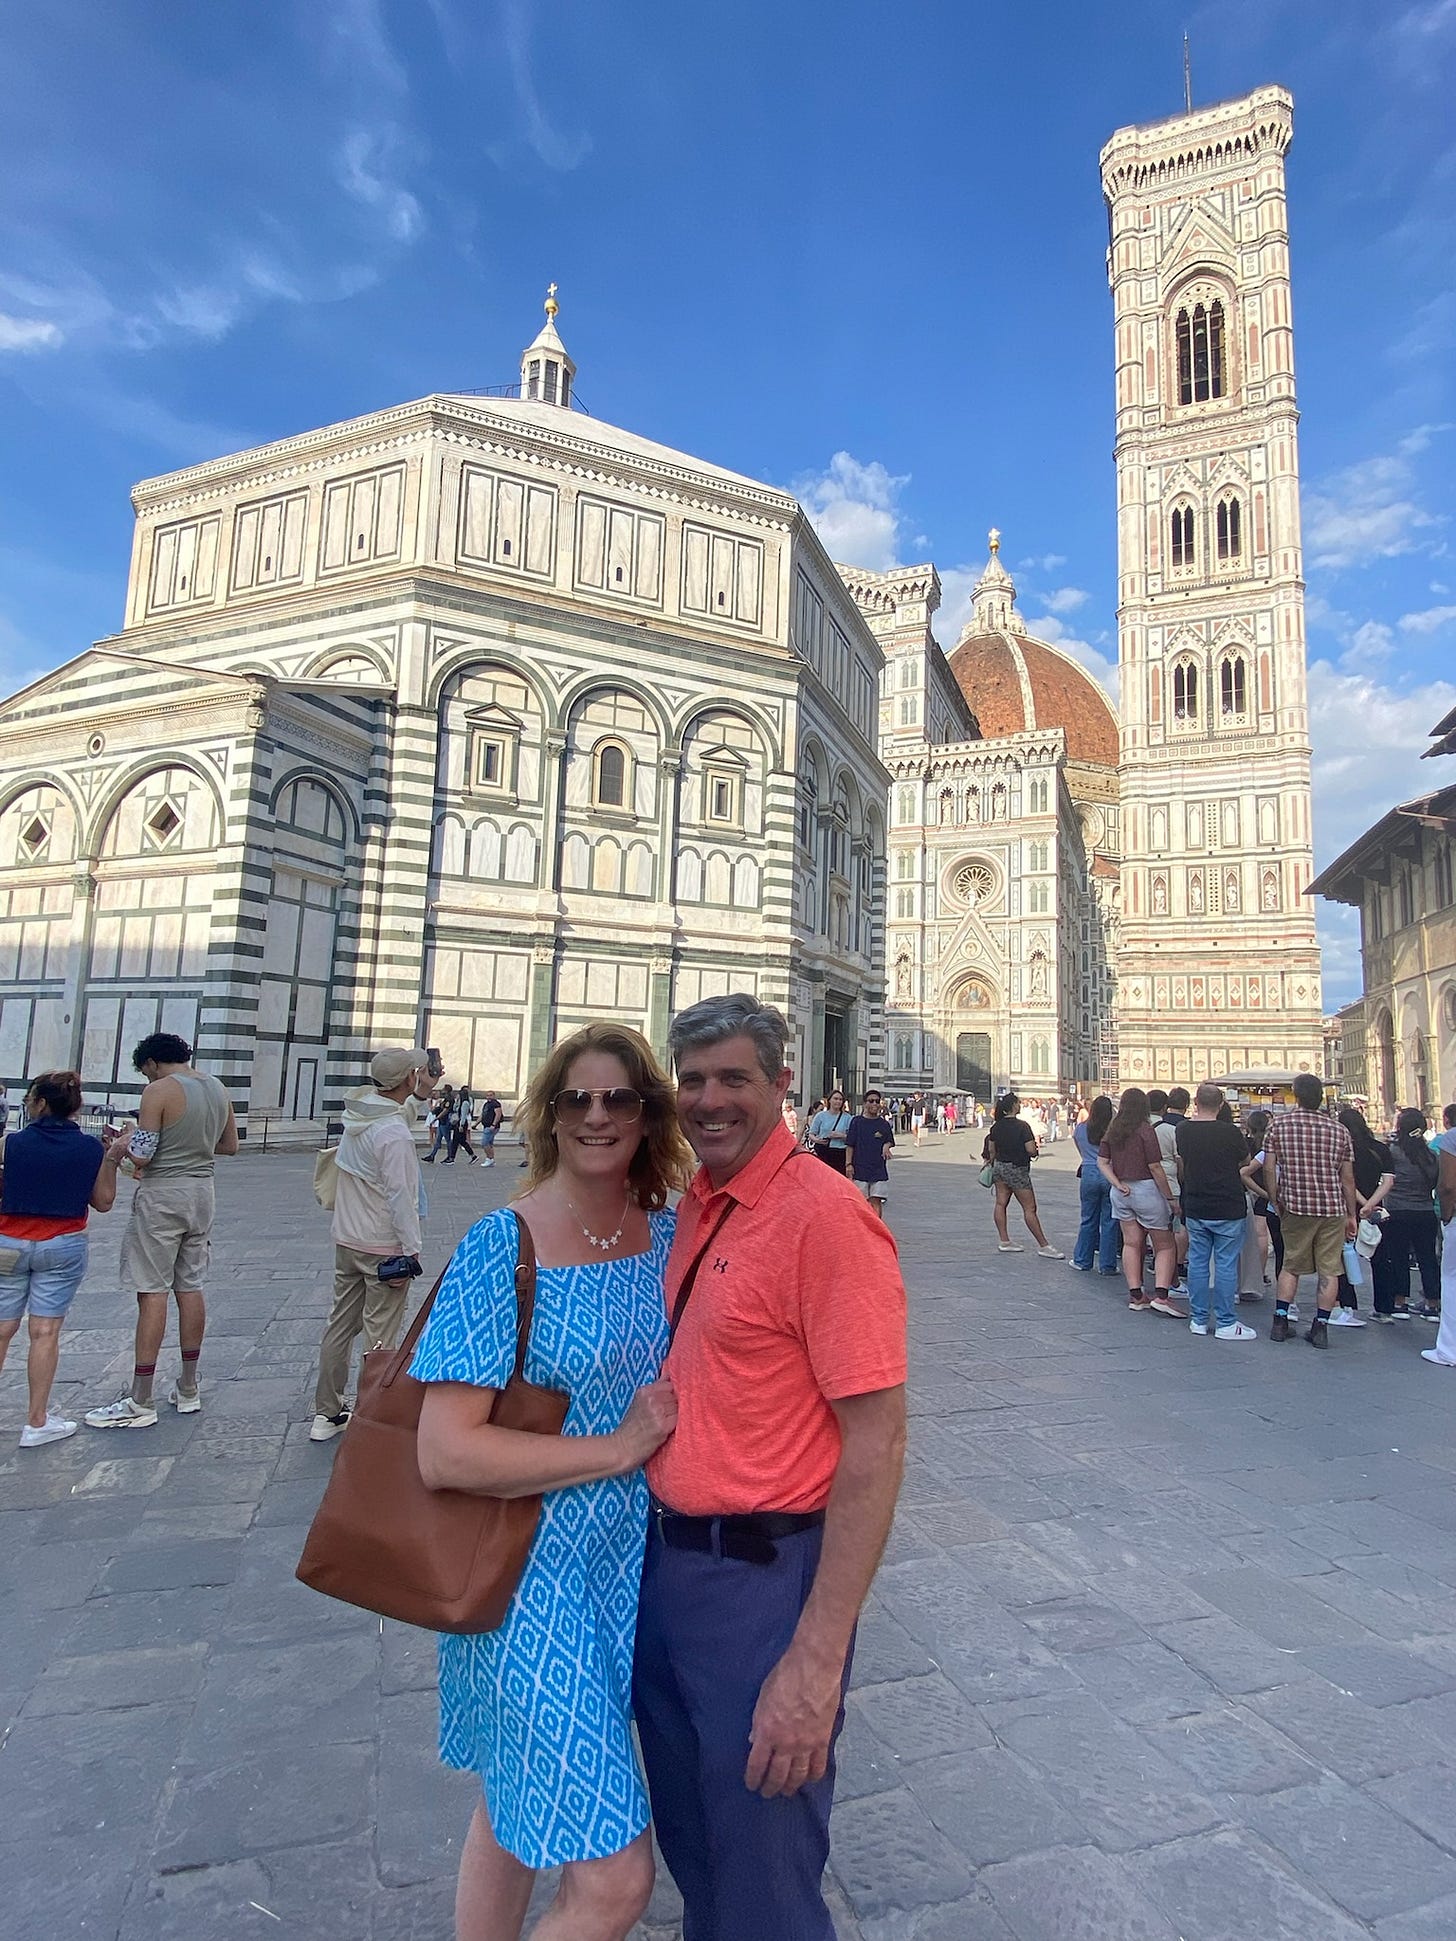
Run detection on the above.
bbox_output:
[520,283,576,407]
[1101,85,1322,1087]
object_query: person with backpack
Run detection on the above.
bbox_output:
[422,1086,454,1164]
[446,1086,478,1164]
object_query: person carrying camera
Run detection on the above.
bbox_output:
[309,1047,434,1442]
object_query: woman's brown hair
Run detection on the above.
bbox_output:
[516,1022,694,1209]
[1105,1086,1151,1160]
[26,1070,84,1119]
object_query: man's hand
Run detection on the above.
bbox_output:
[743,1641,845,1798]
[1345,1216,1358,1241]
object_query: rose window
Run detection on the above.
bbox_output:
[953,862,996,907]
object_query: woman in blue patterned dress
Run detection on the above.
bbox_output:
[415,1022,694,1941]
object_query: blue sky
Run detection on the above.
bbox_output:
[2,0,1453,1003]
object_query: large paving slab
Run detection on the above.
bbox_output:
[2,1131,1455,1937]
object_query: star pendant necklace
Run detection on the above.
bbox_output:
[567,1192,633,1254]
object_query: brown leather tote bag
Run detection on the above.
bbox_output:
[296,1212,569,1634]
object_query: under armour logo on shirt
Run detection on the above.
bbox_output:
[712,1257,729,1273]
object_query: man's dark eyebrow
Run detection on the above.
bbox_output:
[677,1062,757,1083]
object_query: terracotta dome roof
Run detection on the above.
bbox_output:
[945,630,1119,767]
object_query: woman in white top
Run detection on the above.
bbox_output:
[807,1090,854,1173]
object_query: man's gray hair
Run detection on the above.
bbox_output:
[1194,1081,1225,1112]
[668,993,789,1083]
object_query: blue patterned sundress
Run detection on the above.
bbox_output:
[409,1205,673,1867]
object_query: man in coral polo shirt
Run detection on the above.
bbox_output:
[634,994,907,1940]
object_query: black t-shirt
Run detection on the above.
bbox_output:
[846,1115,895,1181]
[1350,1136,1391,1201]
[480,1096,503,1130]
[986,1116,1035,1166]
[1174,1119,1248,1221]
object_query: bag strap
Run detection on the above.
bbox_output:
[379,1209,539,1391]
[508,1210,539,1380]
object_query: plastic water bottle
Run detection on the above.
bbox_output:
[1342,1240,1363,1286]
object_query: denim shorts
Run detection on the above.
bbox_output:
[0,1228,89,1321]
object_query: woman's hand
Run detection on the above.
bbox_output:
[612,1377,678,1470]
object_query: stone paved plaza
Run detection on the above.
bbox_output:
[3,1136,1456,1939]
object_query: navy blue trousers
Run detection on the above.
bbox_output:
[632,1521,852,1941]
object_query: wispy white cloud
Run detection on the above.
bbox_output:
[795,452,909,573]
[1040,585,1090,615]
[336,126,424,243]
[1337,618,1396,671]
[1400,603,1456,634]
[0,312,62,352]
[500,0,591,171]
[1308,660,1456,866]
[1303,425,1450,570]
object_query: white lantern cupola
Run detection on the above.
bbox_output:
[520,283,576,408]
[969,527,1026,635]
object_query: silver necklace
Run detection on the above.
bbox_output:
[567,1193,633,1253]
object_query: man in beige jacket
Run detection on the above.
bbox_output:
[310,1047,434,1442]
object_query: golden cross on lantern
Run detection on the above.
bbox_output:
[988,527,1001,554]
[544,282,559,318]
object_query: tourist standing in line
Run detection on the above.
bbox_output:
[807,1090,854,1173]
[1150,1089,1190,1286]
[1383,1109,1443,1324]
[415,1023,693,1941]
[1419,1131,1456,1367]
[1263,1073,1359,1349]
[0,1072,127,1446]
[476,1089,503,1168]
[910,1092,928,1146]
[1337,1105,1395,1322]
[1176,1083,1257,1339]
[634,993,907,1941]
[1098,1088,1180,1315]
[983,1093,1063,1257]
[309,1047,434,1442]
[1071,1094,1120,1275]
[845,1090,895,1220]
[84,1033,236,1430]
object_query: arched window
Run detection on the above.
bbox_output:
[1216,495,1243,563]
[896,785,914,824]
[1028,840,1048,871]
[1170,505,1195,571]
[1029,882,1050,913]
[1176,298,1226,404]
[1220,656,1247,717]
[895,888,914,919]
[1172,661,1199,723]
[593,741,629,809]
[1027,777,1049,815]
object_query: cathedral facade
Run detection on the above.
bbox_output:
[0,307,887,1120]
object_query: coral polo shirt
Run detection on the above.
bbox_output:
[648,1121,907,1517]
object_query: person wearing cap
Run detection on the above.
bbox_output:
[309,1047,434,1442]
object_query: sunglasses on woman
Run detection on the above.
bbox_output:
[550,1087,645,1126]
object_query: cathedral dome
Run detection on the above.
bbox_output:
[947,631,1120,766]
[944,532,1120,767]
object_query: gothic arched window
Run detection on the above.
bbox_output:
[1216,495,1243,563]
[593,741,629,809]
[1170,505,1195,571]
[1172,661,1199,723]
[1176,298,1226,404]
[1220,656,1247,718]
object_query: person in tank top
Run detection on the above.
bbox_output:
[84,1032,237,1432]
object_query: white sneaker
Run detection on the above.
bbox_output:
[1327,1310,1366,1328]
[1287,1303,1300,1323]
[1421,1348,1456,1366]
[481,1156,495,1167]
[1215,1322,1259,1340]
[19,1412,77,1448]
[84,1393,158,1430]
[1036,1245,1065,1260]
[169,1382,203,1412]
[997,1241,1024,1252]
[1189,1318,1210,1334]
[309,1410,351,1443]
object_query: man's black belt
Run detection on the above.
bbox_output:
[650,1502,825,1565]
